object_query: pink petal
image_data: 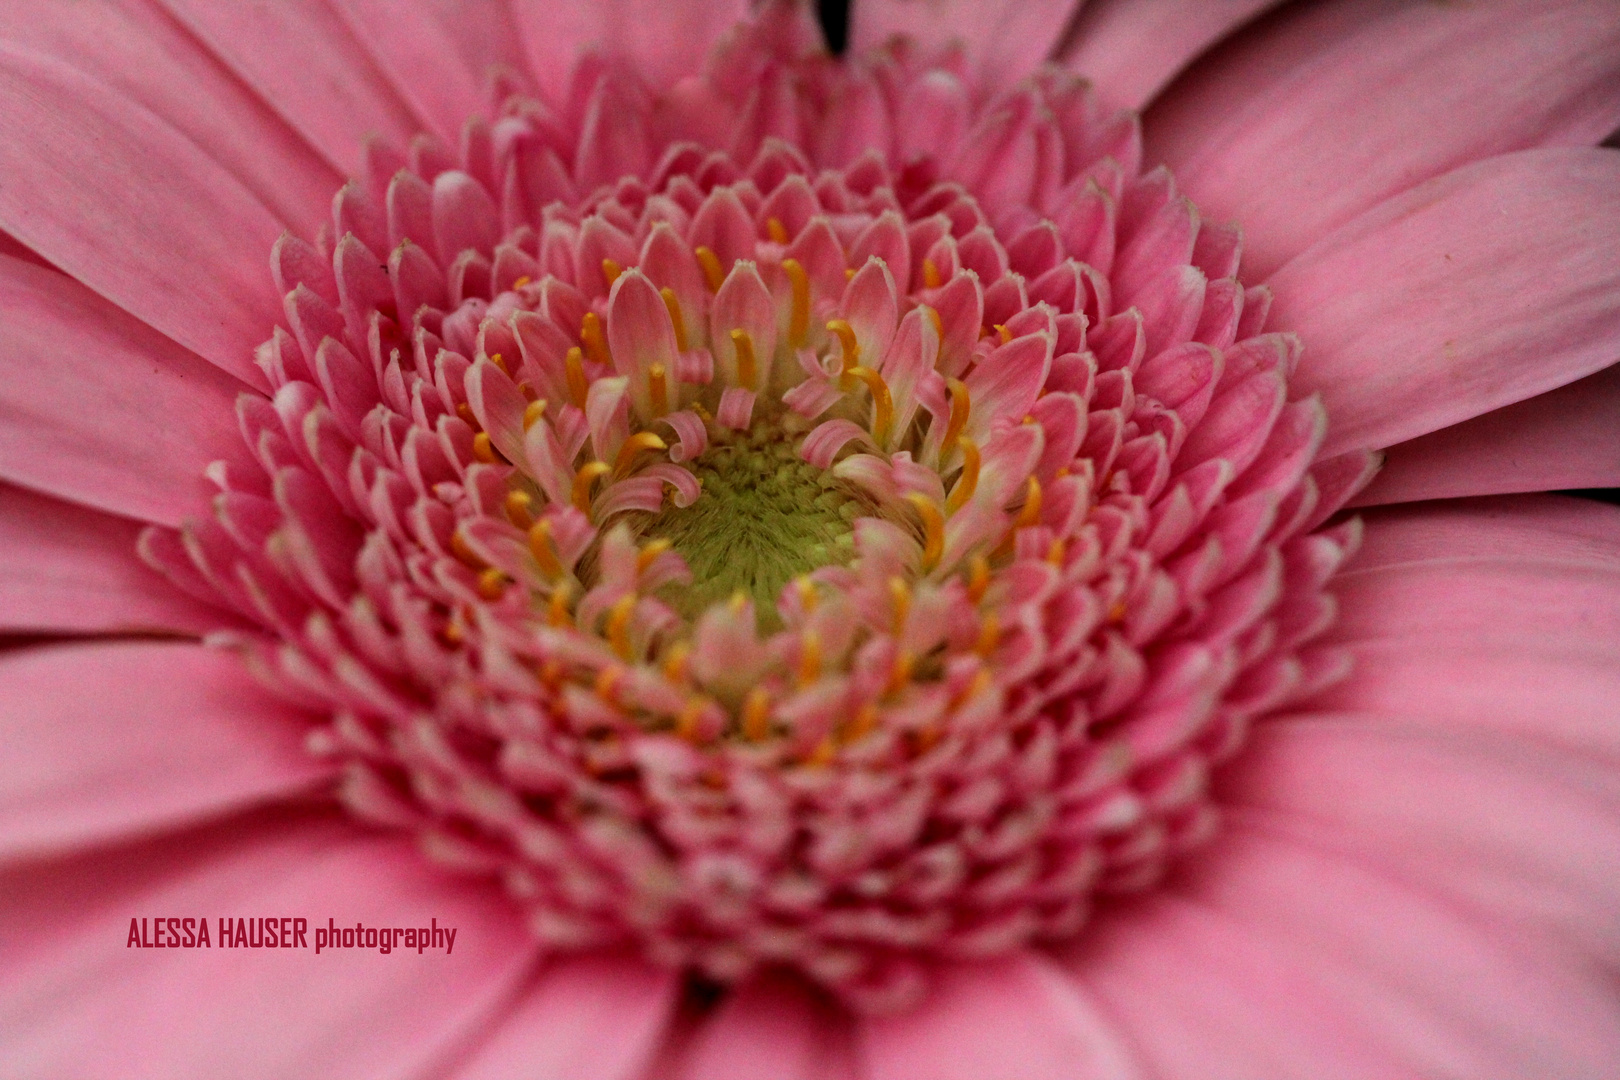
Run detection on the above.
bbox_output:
[0,1,338,234]
[1061,0,1286,111]
[0,256,253,526]
[0,486,231,635]
[0,48,289,387]
[1150,0,1620,278]
[158,0,423,174]
[446,955,676,1080]
[332,0,527,145]
[512,0,751,104]
[1354,362,1620,506]
[852,0,1080,91]
[0,641,331,860]
[1,814,537,1078]
[672,977,856,1080]
[1269,148,1620,456]
[861,954,1146,1080]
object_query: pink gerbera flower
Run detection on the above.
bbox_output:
[3,0,1618,1075]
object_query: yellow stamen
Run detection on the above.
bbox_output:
[442,618,463,645]
[1108,600,1127,623]
[888,575,911,637]
[523,399,549,430]
[728,590,749,615]
[967,554,990,604]
[922,257,942,289]
[806,737,837,767]
[923,304,944,349]
[571,460,611,515]
[472,431,499,464]
[905,493,944,572]
[489,352,510,376]
[456,402,478,428]
[958,667,994,704]
[1015,475,1044,529]
[527,517,563,579]
[730,328,757,390]
[613,431,668,477]
[477,567,507,600]
[518,381,538,402]
[505,489,534,529]
[974,612,1000,657]
[827,319,859,379]
[659,286,689,351]
[844,267,855,281]
[538,658,564,690]
[1046,537,1067,566]
[766,216,790,244]
[797,629,822,687]
[601,258,622,287]
[605,594,636,659]
[694,246,724,292]
[662,642,691,685]
[636,537,673,575]
[647,362,669,417]
[742,688,772,741]
[941,382,970,462]
[594,665,625,704]
[781,257,810,347]
[564,347,589,409]
[994,324,1012,344]
[887,650,915,694]
[513,275,532,290]
[449,530,484,569]
[547,582,574,627]
[844,366,894,446]
[945,437,981,515]
[580,311,611,366]
[794,575,818,612]
[845,703,878,742]
[675,697,707,742]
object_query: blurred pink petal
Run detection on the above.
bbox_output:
[852,0,1078,86]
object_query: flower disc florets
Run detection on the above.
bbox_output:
[142,4,1360,1011]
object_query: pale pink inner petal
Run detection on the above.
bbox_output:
[853,0,1081,91]
[0,641,332,862]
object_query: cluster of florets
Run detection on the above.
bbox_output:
[142,4,1361,1009]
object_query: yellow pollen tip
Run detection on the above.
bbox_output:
[844,365,894,446]
[512,275,532,289]
[449,530,484,570]
[472,431,499,464]
[741,688,772,741]
[967,554,991,605]
[797,629,822,687]
[974,612,1000,657]
[662,642,692,685]
[846,703,878,742]
[826,318,859,377]
[728,590,749,616]
[527,517,563,579]
[781,257,810,347]
[476,567,507,600]
[613,431,668,477]
[844,267,855,281]
[659,286,689,352]
[946,437,981,515]
[888,575,911,637]
[547,583,574,628]
[605,594,636,659]
[456,402,478,428]
[766,217,790,244]
[794,575,819,612]
[1015,475,1044,530]
[923,304,944,350]
[675,697,707,742]
[594,665,625,704]
[601,258,623,287]
[957,667,993,705]
[729,327,757,391]
[564,347,589,409]
[580,311,611,367]
[522,399,549,431]
[647,363,669,416]
[1046,537,1067,566]
[571,460,611,515]
[1108,600,1127,623]
[905,493,945,572]
[922,257,942,290]
[636,537,673,575]
[505,489,534,529]
[941,377,971,458]
[995,324,1012,344]
[694,246,724,292]
[489,352,510,376]
[806,737,837,767]
[887,650,915,694]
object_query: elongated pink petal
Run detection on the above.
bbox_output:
[861,954,1147,1080]
[0,2,338,235]
[1061,0,1286,111]
[1,814,537,1079]
[446,955,677,1080]
[0,47,286,387]
[1347,494,1620,572]
[0,256,253,526]
[0,486,232,634]
[333,0,527,145]
[1150,0,1620,278]
[1269,148,1620,455]
[853,0,1080,90]
[512,0,751,103]
[673,977,857,1080]
[158,0,423,174]
[1355,363,1620,505]
[0,641,330,861]
[1067,826,1620,1078]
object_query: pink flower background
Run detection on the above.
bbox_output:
[2,0,1619,1077]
